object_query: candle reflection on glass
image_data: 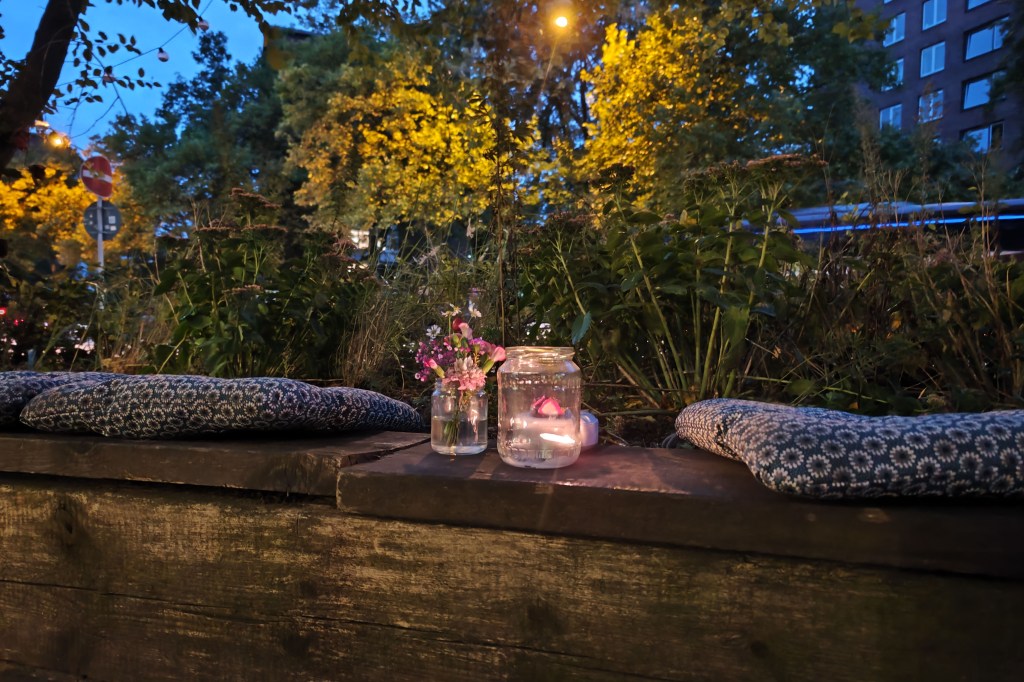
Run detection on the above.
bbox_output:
[512,411,579,464]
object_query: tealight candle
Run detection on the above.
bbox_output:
[579,411,599,449]
[515,412,578,450]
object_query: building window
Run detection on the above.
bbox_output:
[884,13,906,47]
[919,90,944,122]
[962,122,1003,152]
[965,19,1007,61]
[920,42,946,77]
[880,104,903,129]
[922,0,947,30]
[962,71,1003,109]
[882,58,905,91]
[967,0,992,10]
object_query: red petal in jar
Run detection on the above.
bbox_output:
[531,396,565,417]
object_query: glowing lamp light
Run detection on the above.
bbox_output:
[46,130,68,148]
[554,15,569,28]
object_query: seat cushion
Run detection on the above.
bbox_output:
[20,374,423,438]
[0,371,117,427]
[676,399,1024,498]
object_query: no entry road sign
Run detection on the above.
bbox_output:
[81,155,114,199]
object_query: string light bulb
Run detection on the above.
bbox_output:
[102,66,115,84]
[157,47,170,62]
[197,17,210,31]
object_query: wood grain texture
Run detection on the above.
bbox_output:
[2,477,1022,681]
[0,431,427,496]
[337,444,1024,579]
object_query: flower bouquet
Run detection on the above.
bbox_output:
[416,302,505,455]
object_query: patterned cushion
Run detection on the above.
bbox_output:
[0,371,117,427]
[20,374,423,438]
[676,399,1024,498]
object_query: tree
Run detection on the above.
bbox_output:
[0,165,93,271]
[0,0,292,170]
[278,31,501,241]
[999,0,1024,170]
[579,8,786,209]
[104,31,297,230]
[576,2,887,210]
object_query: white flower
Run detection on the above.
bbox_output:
[467,300,482,318]
[425,325,442,340]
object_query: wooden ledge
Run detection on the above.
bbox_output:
[0,431,428,497]
[338,443,1024,580]
[1,432,1022,580]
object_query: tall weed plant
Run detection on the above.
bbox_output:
[149,192,375,380]
[517,157,817,409]
[518,155,1024,415]
[782,218,1024,413]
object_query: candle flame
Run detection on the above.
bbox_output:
[540,432,577,445]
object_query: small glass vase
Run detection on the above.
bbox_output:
[430,380,488,455]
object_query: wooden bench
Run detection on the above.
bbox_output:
[1,432,1022,680]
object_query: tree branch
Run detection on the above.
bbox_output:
[0,0,88,169]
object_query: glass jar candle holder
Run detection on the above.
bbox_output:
[497,346,581,468]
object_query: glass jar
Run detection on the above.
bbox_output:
[430,380,488,456]
[497,346,581,468]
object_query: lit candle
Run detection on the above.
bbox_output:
[514,412,579,458]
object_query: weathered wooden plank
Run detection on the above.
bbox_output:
[0,582,643,682]
[337,444,1024,579]
[0,431,427,497]
[0,660,88,681]
[1,478,1022,681]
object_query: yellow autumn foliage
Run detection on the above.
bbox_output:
[0,167,93,259]
[0,165,153,266]
[579,11,768,208]
[287,53,499,238]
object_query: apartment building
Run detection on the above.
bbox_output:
[859,0,1019,160]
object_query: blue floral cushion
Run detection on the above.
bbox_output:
[0,371,117,427]
[676,399,1024,498]
[20,374,423,438]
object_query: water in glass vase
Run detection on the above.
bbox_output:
[431,413,488,455]
[430,382,488,455]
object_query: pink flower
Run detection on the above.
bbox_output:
[443,365,487,392]
[458,322,473,339]
[471,338,493,355]
[425,358,445,378]
[479,344,506,373]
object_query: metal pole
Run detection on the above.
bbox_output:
[97,197,105,271]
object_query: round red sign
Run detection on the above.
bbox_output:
[81,155,114,199]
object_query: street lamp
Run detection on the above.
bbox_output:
[540,2,573,95]
[548,0,573,30]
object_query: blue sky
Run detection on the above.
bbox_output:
[2,0,294,147]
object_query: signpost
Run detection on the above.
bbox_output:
[80,156,115,269]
